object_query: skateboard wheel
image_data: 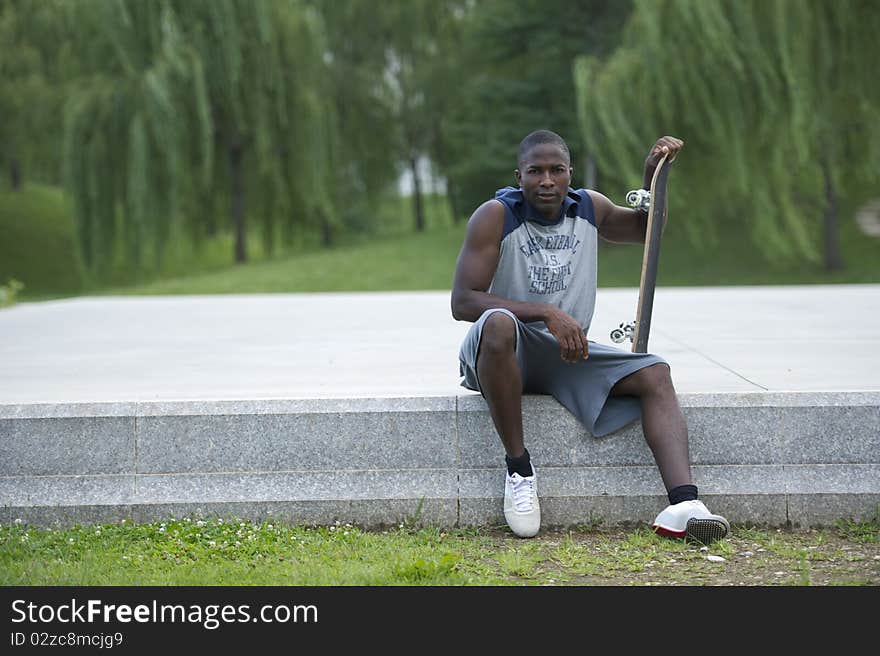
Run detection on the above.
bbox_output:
[610,328,625,343]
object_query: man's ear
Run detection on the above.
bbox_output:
[514,168,522,187]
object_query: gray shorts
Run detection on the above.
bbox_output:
[458,308,668,437]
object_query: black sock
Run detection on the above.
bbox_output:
[505,448,533,477]
[668,484,698,505]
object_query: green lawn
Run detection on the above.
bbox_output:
[1,516,877,586]
[3,184,879,303]
[0,184,86,296]
[93,214,880,298]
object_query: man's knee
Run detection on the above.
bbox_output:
[624,363,673,395]
[636,362,672,393]
[479,311,517,358]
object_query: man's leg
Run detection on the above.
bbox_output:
[476,311,525,458]
[611,363,729,542]
[475,311,540,538]
[610,363,691,490]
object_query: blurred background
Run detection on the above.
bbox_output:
[1,0,878,303]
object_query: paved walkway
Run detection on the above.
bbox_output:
[1,284,878,404]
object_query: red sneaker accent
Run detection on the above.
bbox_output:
[652,525,686,539]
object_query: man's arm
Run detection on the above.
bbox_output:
[450,200,589,362]
[450,200,551,323]
[589,191,651,244]
[591,136,683,244]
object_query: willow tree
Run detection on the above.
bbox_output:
[574,0,880,270]
[0,0,68,190]
[61,0,206,277]
[62,0,332,277]
[309,0,399,238]
[380,0,472,232]
[172,0,334,261]
[442,0,633,218]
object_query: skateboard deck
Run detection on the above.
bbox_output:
[610,151,674,353]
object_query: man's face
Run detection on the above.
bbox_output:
[514,143,573,219]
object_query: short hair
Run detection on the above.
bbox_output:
[518,130,571,165]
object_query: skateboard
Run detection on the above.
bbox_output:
[610,150,674,353]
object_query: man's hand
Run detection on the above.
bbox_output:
[643,136,684,188]
[544,306,589,363]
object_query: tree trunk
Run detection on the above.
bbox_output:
[583,153,597,190]
[410,155,425,232]
[821,157,843,272]
[10,158,22,191]
[431,138,461,223]
[230,143,246,264]
[446,176,462,224]
[319,208,333,247]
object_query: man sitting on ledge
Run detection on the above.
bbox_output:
[450,129,729,543]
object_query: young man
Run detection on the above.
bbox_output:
[450,130,729,542]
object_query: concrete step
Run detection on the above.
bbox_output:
[2,391,878,529]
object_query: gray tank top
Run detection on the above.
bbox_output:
[489,186,598,333]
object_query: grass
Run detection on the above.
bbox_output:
[78,213,880,298]
[1,515,878,586]
[0,184,86,296]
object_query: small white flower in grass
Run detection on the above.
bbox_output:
[267,524,273,530]
[208,540,216,547]
[68,538,74,544]
[14,518,22,525]
[158,527,165,533]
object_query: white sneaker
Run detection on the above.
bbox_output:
[504,469,540,538]
[652,499,730,544]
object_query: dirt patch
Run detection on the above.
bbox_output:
[472,524,880,586]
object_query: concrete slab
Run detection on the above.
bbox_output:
[1,284,878,403]
[1,285,878,529]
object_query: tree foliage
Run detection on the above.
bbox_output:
[0,0,68,189]
[7,0,877,282]
[61,0,333,276]
[574,0,880,266]
[443,0,633,218]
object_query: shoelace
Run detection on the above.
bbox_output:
[509,476,535,512]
